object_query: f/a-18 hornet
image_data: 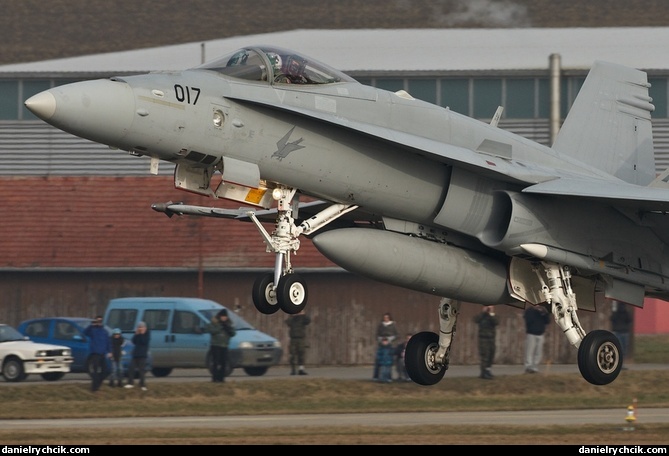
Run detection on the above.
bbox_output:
[26,45,669,386]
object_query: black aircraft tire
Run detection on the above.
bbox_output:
[277,274,308,314]
[577,329,622,385]
[404,331,447,386]
[252,273,281,315]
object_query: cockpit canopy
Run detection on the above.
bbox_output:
[196,46,355,85]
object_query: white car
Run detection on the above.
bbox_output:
[0,324,73,382]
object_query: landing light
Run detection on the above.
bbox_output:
[272,188,285,200]
[213,110,224,128]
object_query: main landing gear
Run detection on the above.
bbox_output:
[248,186,357,315]
[404,261,623,386]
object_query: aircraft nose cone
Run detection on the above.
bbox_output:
[23,79,135,147]
[25,91,57,120]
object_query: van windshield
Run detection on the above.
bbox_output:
[199,309,254,330]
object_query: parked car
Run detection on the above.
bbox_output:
[0,323,72,382]
[17,317,151,378]
[104,297,283,377]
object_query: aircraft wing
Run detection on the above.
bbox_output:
[227,95,603,187]
[524,177,669,213]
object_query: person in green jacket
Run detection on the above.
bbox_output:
[473,306,499,380]
[285,310,311,375]
[205,309,236,382]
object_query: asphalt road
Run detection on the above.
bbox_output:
[6,362,668,384]
[2,408,668,430]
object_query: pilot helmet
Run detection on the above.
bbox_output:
[267,52,282,73]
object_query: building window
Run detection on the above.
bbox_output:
[538,78,550,118]
[440,79,469,115]
[408,79,437,104]
[505,78,535,119]
[473,78,502,119]
[649,78,667,118]
[375,78,404,92]
[0,80,19,120]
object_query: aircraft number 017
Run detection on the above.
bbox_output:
[174,84,200,105]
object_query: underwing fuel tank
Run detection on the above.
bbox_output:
[312,228,512,304]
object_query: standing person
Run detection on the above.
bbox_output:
[473,306,498,380]
[523,304,551,374]
[375,337,395,383]
[108,328,126,387]
[610,301,633,365]
[124,321,151,391]
[285,309,311,375]
[83,315,111,392]
[205,309,236,383]
[373,312,398,380]
[394,333,411,382]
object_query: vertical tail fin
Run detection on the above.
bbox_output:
[551,61,656,185]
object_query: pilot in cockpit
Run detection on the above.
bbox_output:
[283,55,308,84]
[268,52,308,84]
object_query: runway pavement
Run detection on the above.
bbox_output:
[2,408,668,430]
[5,362,667,384]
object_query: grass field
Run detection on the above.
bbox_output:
[1,369,668,444]
[0,334,666,444]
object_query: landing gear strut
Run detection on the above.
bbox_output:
[535,262,622,385]
[248,186,357,315]
[405,261,623,386]
[405,298,459,385]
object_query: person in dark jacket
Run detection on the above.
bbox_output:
[473,306,499,380]
[124,321,150,391]
[523,304,551,373]
[83,315,111,392]
[205,309,236,382]
[373,312,399,380]
[375,337,395,383]
[285,310,311,375]
[108,328,126,387]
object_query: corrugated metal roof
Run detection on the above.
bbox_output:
[2,27,669,74]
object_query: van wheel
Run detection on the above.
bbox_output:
[151,367,173,377]
[243,366,268,376]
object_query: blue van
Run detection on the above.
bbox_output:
[103,297,282,377]
[17,316,151,378]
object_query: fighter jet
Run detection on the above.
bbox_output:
[25,45,669,386]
